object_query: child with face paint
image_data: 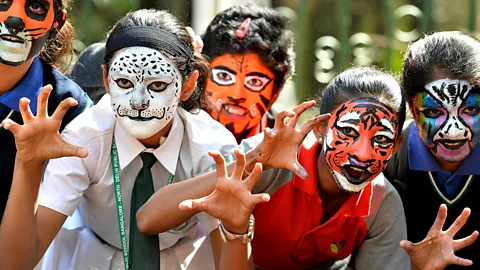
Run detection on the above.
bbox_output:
[0,9,241,270]
[201,4,295,143]
[0,0,91,220]
[137,67,477,269]
[385,31,480,269]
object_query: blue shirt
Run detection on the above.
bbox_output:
[0,57,43,117]
[408,122,480,199]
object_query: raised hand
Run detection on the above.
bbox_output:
[400,204,479,270]
[1,85,88,165]
[179,149,270,234]
[250,100,330,179]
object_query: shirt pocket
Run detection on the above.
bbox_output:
[159,215,199,249]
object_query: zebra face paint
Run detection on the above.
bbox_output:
[0,0,58,66]
[323,98,398,193]
[108,47,182,139]
[413,79,480,163]
[205,53,275,138]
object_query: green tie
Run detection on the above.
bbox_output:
[129,152,160,270]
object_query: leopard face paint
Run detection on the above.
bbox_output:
[0,0,56,66]
[108,47,181,139]
[323,98,398,193]
[205,53,275,138]
[412,79,480,163]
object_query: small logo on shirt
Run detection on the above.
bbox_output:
[330,240,346,253]
[168,220,190,234]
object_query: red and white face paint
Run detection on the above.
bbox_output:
[0,0,57,65]
[323,98,399,193]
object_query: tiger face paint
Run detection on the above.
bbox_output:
[205,53,276,138]
[0,0,59,66]
[323,98,398,193]
[412,79,480,163]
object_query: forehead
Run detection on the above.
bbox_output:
[210,52,274,77]
[333,98,397,128]
[417,79,477,107]
[110,47,180,75]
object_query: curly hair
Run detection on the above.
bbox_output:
[104,9,210,112]
[402,31,480,106]
[202,3,295,92]
[39,0,75,71]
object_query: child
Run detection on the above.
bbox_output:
[0,0,91,220]
[201,4,295,143]
[0,9,239,270]
[385,31,480,269]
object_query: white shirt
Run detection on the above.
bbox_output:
[38,95,238,270]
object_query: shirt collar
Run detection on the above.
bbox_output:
[114,111,184,175]
[0,57,43,115]
[408,122,480,175]
[293,133,373,217]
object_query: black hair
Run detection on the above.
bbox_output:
[104,9,210,112]
[402,31,480,106]
[201,3,295,92]
[320,67,406,136]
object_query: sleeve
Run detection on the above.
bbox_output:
[38,129,93,216]
[350,184,410,270]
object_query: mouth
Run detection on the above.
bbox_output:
[436,139,468,150]
[341,165,372,184]
[222,104,248,117]
[0,34,25,44]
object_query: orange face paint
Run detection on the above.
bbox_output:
[0,0,56,65]
[205,53,276,138]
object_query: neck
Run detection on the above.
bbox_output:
[316,150,349,202]
[437,158,461,174]
[0,59,34,95]
[138,121,173,148]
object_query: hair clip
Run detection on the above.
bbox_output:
[236,18,252,39]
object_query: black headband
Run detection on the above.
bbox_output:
[105,26,194,59]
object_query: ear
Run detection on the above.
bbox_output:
[102,65,110,94]
[49,10,67,38]
[312,119,327,143]
[180,70,199,101]
[392,134,404,154]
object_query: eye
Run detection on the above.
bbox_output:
[244,75,271,92]
[422,108,444,118]
[27,2,47,15]
[373,135,393,146]
[148,81,168,92]
[339,127,358,137]
[115,79,133,89]
[211,68,235,86]
[462,106,480,116]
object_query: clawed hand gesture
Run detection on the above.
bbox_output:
[1,85,88,165]
[179,149,269,234]
[251,100,330,179]
[401,204,479,270]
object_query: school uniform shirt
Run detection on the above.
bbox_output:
[249,133,410,270]
[0,57,92,220]
[38,94,238,270]
[385,120,480,269]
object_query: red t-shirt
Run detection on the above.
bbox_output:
[252,139,373,269]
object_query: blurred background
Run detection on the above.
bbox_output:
[68,0,479,102]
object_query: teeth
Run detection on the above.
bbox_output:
[225,106,246,116]
[350,167,364,172]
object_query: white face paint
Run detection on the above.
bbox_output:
[0,22,32,64]
[108,47,182,139]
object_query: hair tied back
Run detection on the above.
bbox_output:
[236,18,251,39]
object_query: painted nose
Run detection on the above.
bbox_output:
[439,118,471,140]
[5,16,25,34]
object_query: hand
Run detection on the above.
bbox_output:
[400,204,479,270]
[186,26,204,54]
[250,100,330,179]
[179,149,270,234]
[1,85,88,166]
